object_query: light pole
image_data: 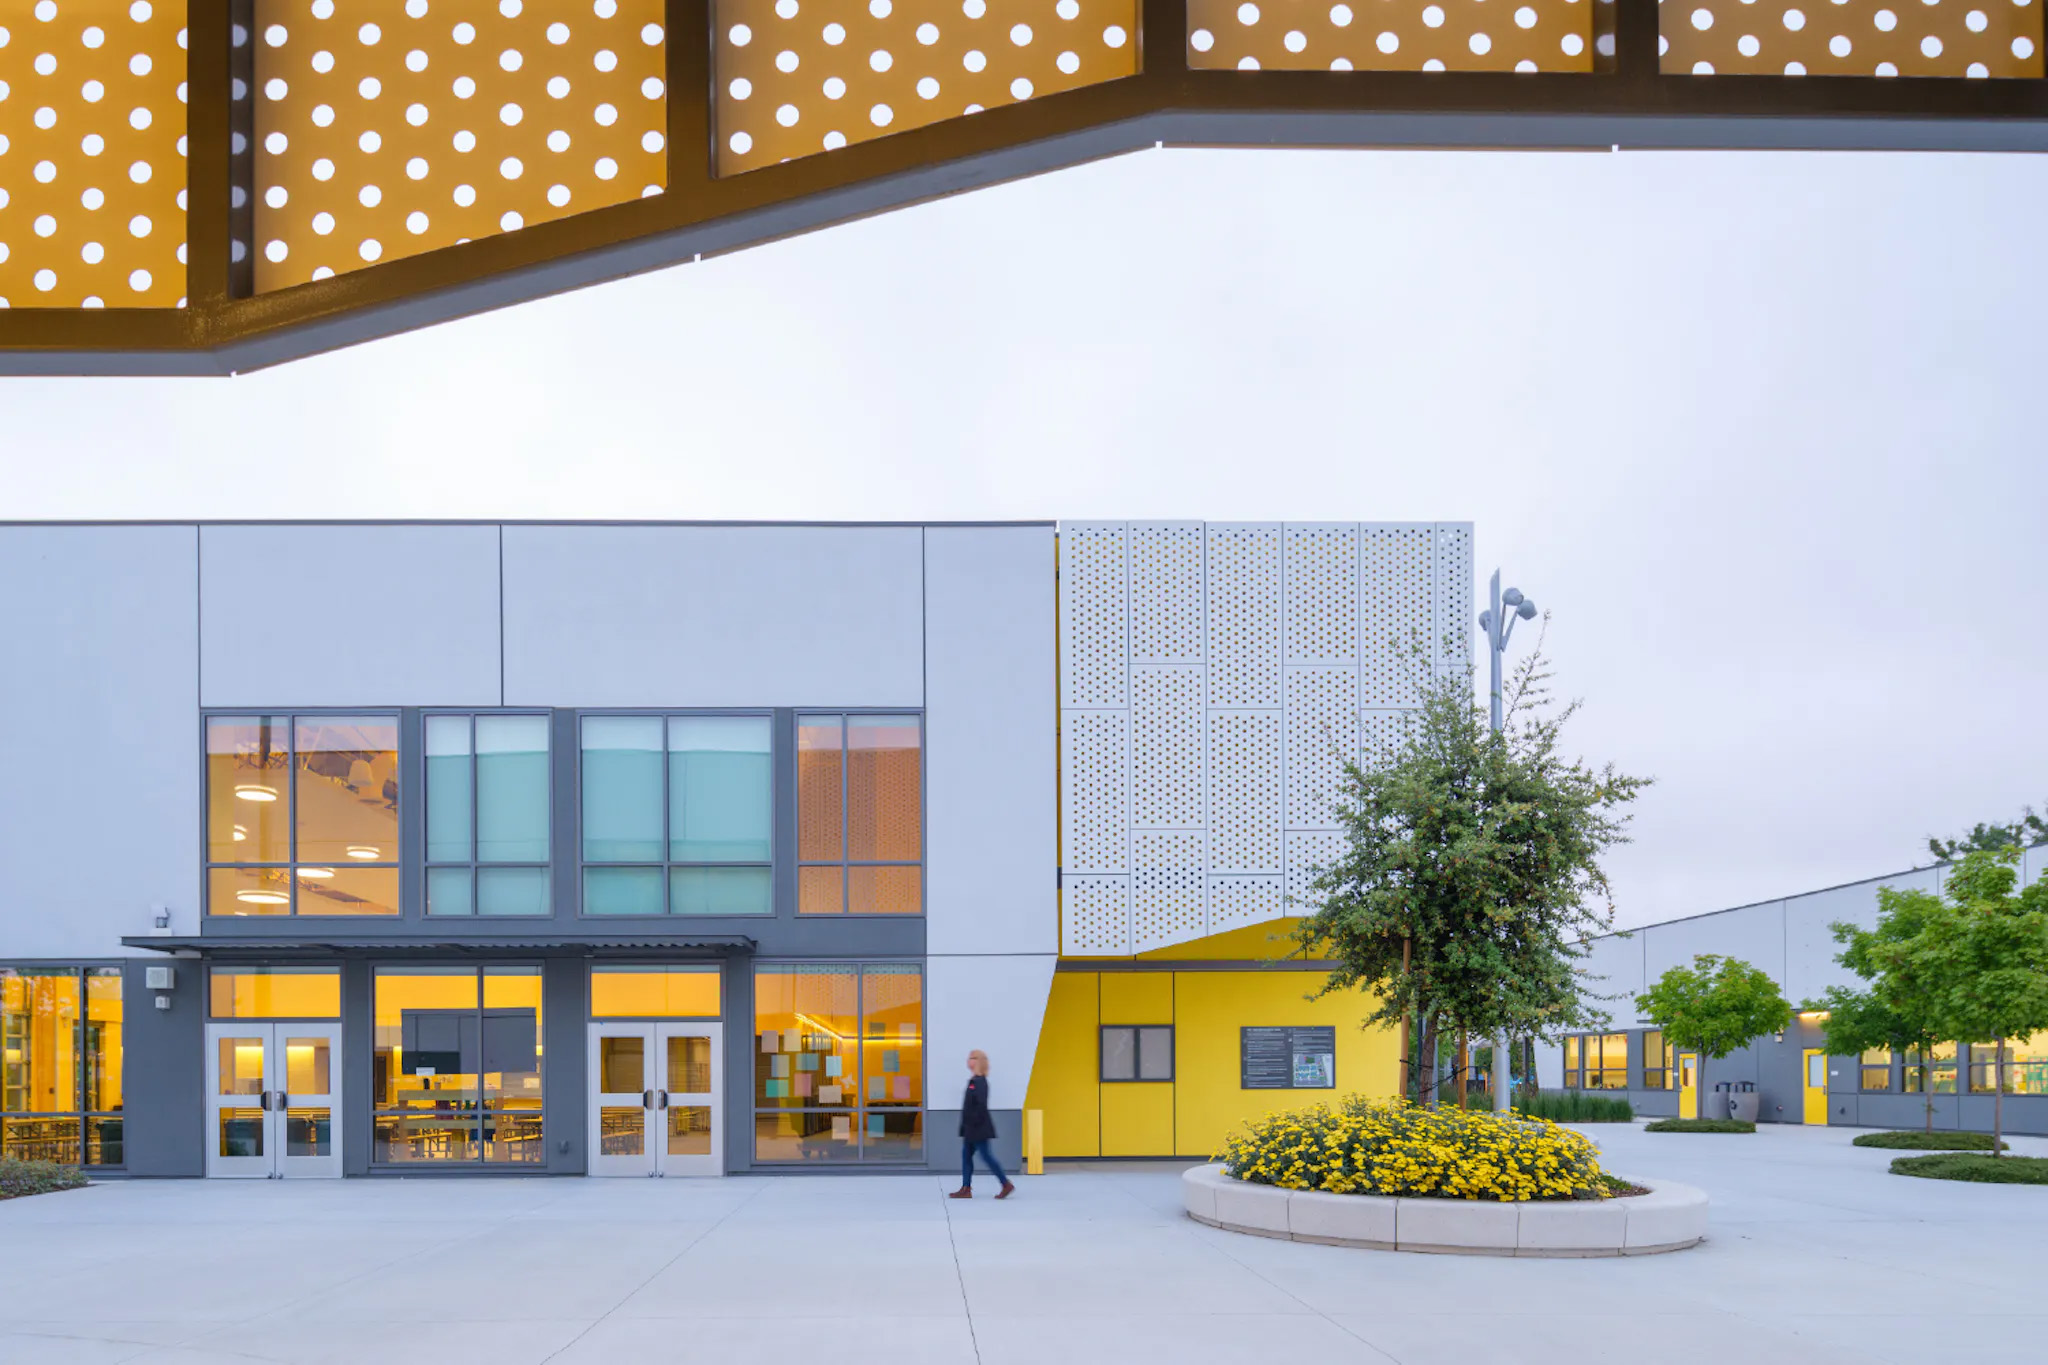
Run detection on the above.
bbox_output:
[1479,569,1538,1114]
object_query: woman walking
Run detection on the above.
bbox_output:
[950,1049,1015,1199]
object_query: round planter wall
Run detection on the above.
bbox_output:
[1181,1164,1707,1257]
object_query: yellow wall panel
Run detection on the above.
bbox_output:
[1171,970,1398,1159]
[1098,970,1172,1023]
[1100,1080,1174,1157]
[1023,971,1100,1159]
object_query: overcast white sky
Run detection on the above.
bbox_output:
[5,146,2045,929]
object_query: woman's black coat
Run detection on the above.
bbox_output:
[959,1073,997,1142]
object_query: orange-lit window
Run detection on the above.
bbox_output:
[2,967,123,1166]
[797,715,921,915]
[206,715,400,916]
[372,965,542,1167]
[754,963,921,1162]
[589,968,722,1018]
[207,968,342,1020]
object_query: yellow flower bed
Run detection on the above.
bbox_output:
[1215,1097,1607,1202]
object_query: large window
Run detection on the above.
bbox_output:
[1565,1033,1628,1089]
[427,713,552,917]
[797,714,922,915]
[208,967,342,1019]
[1,967,122,1166]
[1967,1038,2048,1095]
[754,963,922,1162]
[206,715,400,916]
[1642,1031,1673,1090]
[1904,1042,1957,1094]
[1861,1048,1894,1091]
[589,967,722,1018]
[372,966,543,1165]
[580,715,773,916]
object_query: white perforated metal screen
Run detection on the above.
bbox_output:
[1058,520,1474,956]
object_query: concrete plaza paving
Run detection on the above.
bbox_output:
[3,1122,2046,1364]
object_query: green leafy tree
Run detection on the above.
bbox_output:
[1863,850,2048,1156]
[1813,879,1954,1132]
[1292,629,1651,1107]
[1926,805,2047,863]
[1636,955,1792,1063]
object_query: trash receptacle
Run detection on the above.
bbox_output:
[1727,1082,1760,1124]
[1702,1081,1733,1121]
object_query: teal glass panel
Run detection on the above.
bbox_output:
[478,867,551,917]
[424,715,473,863]
[426,866,474,917]
[583,867,665,916]
[581,716,664,861]
[669,716,772,862]
[477,715,550,863]
[670,865,772,916]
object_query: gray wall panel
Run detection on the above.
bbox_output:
[1782,868,1939,1003]
[1643,902,1786,996]
[200,525,501,706]
[121,960,203,1177]
[923,525,1056,957]
[1577,932,1646,1029]
[501,525,924,707]
[0,525,199,954]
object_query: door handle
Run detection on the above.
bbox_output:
[642,1089,654,1108]
[658,1090,669,1110]
[276,1092,289,1110]
[259,1090,272,1112]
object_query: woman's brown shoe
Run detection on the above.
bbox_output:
[948,1188,973,1198]
[996,1182,1016,1200]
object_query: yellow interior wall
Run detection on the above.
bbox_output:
[1023,972,1101,1158]
[1026,965,1401,1159]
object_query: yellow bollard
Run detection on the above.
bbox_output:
[1025,1109,1044,1176]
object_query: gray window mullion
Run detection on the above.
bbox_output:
[660,714,672,915]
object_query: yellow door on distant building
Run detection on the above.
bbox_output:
[1803,1050,1829,1124]
[1678,1053,1699,1119]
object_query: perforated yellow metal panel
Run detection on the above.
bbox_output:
[0,0,188,309]
[1660,0,2041,75]
[1188,0,1597,72]
[252,0,666,291]
[714,0,1140,176]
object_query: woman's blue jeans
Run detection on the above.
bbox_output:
[961,1139,1007,1188]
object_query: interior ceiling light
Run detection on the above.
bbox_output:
[296,867,336,880]
[232,826,248,841]
[346,845,380,859]
[234,784,279,802]
[235,889,290,905]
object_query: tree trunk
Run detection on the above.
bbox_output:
[1922,1051,1934,1133]
[1455,1030,1470,1111]
[1397,938,1411,1103]
[1417,1014,1439,1109]
[1995,1041,2006,1158]
[1519,1036,1539,1105]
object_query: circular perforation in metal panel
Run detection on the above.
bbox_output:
[1062,708,1129,873]
[1059,522,1128,709]
[714,0,1140,176]
[1361,524,1433,706]
[1206,523,1282,707]
[1132,665,1205,828]
[1659,0,2041,75]
[1285,524,1359,665]
[1188,0,1597,73]
[1286,666,1357,830]
[252,0,666,291]
[0,0,189,309]
[1130,520,1205,664]
[1208,708,1282,872]
[1132,829,1206,952]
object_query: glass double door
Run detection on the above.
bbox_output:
[205,1022,342,1178]
[588,1022,722,1176]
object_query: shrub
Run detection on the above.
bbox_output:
[1853,1131,2007,1152]
[0,1158,89,1201]
[1515,1091,1635,1123]
[1644,1118,1756,1134]
[1890,1153,2048,1185]
[1214,1097,1608,1202]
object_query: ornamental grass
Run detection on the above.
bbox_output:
[1214,1097,1609,1202]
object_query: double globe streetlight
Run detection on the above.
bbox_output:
[1479,570,1537,1113]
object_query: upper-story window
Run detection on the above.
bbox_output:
[579,715,773,916]
[797,714,922,915]
[426,714,552,917]
[206,715,400,916]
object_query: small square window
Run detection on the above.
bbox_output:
[1101,1025,1172,1083]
